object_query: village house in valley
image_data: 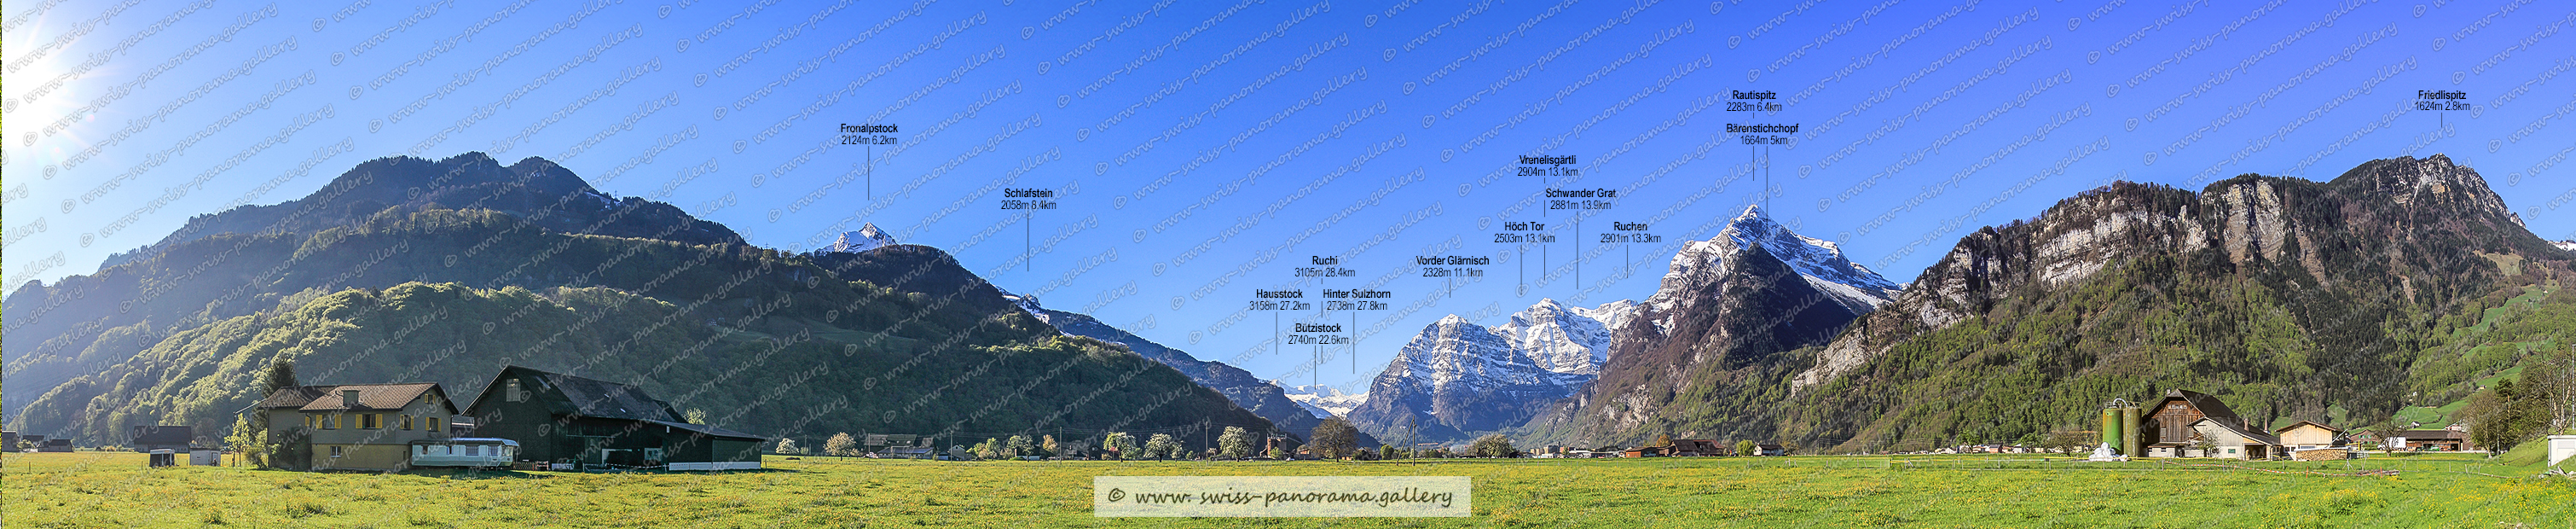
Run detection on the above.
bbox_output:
[258,383,460,471]
[2275,421,2353,461]
[464,366,766,471]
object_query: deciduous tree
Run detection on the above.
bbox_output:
[1217,427,1253,459]
[825,433,859,457]
[1468,434,1517,458]
[1143,433,1178,460]
[1310,417,1359,459]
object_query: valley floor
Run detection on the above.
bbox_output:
[4,451,2567,527]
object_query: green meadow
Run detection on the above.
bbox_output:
[5,451,2568,527]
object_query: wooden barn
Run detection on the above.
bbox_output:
[464,366,765,471]
[2139,389,2278,458]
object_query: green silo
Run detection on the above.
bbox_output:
[2099,409,2122,451]
[2121,406,2142,456]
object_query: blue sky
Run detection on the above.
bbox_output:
[8,0,2573,394]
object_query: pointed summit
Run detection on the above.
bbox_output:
[830,224,899,253]
[1650,205,1900,326]
[1734,203,1768,221]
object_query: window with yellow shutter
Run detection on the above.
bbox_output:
[402,415,414,430]
[430,416,444,434]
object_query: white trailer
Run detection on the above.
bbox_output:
[410,439,518,468]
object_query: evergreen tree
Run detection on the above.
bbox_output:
[261,358,298,396]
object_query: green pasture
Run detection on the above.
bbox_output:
[5,451,2567,527]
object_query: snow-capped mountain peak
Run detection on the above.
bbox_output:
[1345,297,1635,439]
[1280,383,1367,418]
[1649,205,1900,325]
[1491,298,1636,375]
[829,224,899,253]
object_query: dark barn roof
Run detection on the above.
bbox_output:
[2159,389,2247,428]
[130,426,192,446]
[2399,429,2467,440]
[472,366,681,422]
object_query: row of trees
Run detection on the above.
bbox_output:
[779,426,1299,461]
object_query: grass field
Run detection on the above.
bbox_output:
[5,451,2569,527]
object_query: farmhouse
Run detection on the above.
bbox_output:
[129,425,194,452]
[2184,417,2281,459]
[258,382,460,471]
[464,366,765,471]
[2273,421,2340,450]
[2275,421,2352,461]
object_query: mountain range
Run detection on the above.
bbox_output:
[4,153,1275,448]
[1343,298,1640,442]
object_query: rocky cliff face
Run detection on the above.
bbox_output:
[1769,155,2572,452]
[1794,154,2532,395]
